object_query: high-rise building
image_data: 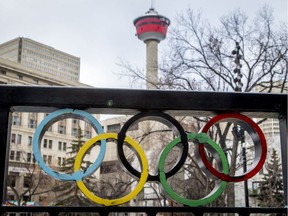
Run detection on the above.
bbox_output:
[0,38,99,206]
[0,37,80,82]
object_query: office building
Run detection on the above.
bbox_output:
[0,37,80,82]
[0,39,97,206]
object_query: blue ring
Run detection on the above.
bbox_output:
[33,109,106,181]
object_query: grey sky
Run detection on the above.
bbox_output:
[0,0,287,88]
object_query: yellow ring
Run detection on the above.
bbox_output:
[74,133,148,206]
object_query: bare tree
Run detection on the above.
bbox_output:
[158,6,287,92]
[117,5,287,208]
[6,158,55,206]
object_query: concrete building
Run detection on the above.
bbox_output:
[0,37,80,82]
[0,39,100,206]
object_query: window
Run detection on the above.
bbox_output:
[8,175,16,187]
[0,69,6,75]
[28,113,37,128]
[12,112,21,126]
[63,142,67,151]
[72,119,79,136]
[43,155,47,163]
[27,153,32,163]
[48,140,53,149]
[58,125,66,134]
[11,133,16,143]
[32,79,39,84]
[58,120,66,134]
[58,141,62,150]
[85,123,92,139]
[28,136,32,145]
[72,128,78,137]
[16,151,21,161]
[48,155,52,164]
[107,123,121,133]
[16,134,22,144]
[18,74,23,80]
[57,157,61,166]
[10,151,15,160]
[100,161,118,174]
[43,139,47,148]
[23,177,31,188]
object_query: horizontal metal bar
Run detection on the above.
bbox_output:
[0,85,286,117]
[1,206,287,214]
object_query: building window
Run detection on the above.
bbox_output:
[107,123,121,133]
[0,69,6,75]
[48,155,52,164]
[43,139,47,148]
[57,157,61,166]
[23,176,31,188]
[8,175,16,187]
[58,120,66,134]
[16,134,22,144]
[11,133,16,143]
[16,151,21,161]
[63,142,67,151]
[10,151,15,160]
[43,155,47,163]
[18,74,23,80]
[48,140,53,149]
[58,141,62,150]
[85,123,92,139]
[100,160,118,174]
[12,112,21,126]
[27,153,32,163]
[28,113,37,128]
[72,119,80,137]
[71,128,78,137]
[32,79,39,84]
[28,136,32,145]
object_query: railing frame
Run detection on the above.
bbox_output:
[0,86,287,215]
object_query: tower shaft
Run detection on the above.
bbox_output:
[146,40,158,89]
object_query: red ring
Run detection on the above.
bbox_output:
[199,113,267,182]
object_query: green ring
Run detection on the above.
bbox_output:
[158,133,229,207]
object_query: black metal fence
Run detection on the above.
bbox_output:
[0,86,287,216]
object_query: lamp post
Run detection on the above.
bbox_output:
[232,42,249,207]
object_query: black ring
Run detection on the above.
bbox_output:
[118,111,188,181]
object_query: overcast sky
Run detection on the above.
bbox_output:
[0,0,286,88]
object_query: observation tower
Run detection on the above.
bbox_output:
[134,3,170,89]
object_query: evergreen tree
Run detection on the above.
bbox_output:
[257,148,284,208]
[54,126,95,207]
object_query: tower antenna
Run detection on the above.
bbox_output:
[150,0,155,10]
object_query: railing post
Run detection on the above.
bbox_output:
[279,112,288,206]
[0,108,12,206]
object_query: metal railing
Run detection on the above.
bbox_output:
[0,86,287,216]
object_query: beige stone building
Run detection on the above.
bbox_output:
[0,38,98,206]
[0,37,80,82]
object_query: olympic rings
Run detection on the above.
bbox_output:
[32,109,267,207]
[74,133,148,206]
[158,133,228,207]
[199,113,267,182]
[118,111,188,181]
[33,109,106,181]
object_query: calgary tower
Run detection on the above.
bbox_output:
[134,1,170,89]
